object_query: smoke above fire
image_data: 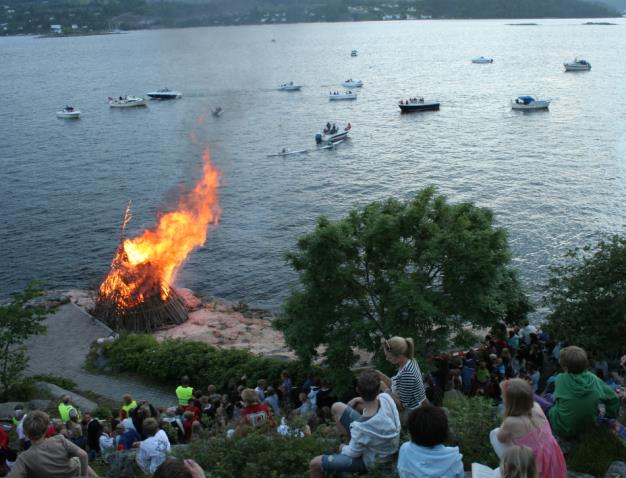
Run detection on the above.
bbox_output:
[98,148,221,311]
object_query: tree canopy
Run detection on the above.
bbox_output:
[544,235,626,361]
[0,281,48,400]
[274,187,530,388]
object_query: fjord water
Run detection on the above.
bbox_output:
[1,20,625,316]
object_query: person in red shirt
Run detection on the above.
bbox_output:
[236,388,275,436]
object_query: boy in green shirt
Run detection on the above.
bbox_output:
[548,346,619,438]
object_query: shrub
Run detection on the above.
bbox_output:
[445,396,499,469]
[96,334,312,391]
[175,430,340,478]
[567,427,626,477]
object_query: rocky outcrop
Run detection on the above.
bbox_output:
[605,461,626,478]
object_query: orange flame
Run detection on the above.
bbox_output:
[98,148,221,311]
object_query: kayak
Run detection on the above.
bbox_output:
[267,149,309,158]
[320,140,344,150]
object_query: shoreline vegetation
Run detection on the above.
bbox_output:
[1,0,621,37]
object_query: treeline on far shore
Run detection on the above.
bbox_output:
[1,0,620,36]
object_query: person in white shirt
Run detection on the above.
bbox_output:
[136,418,171,475]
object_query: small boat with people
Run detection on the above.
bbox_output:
[511,95,550,110]
[56,105,81,119]
[329,90,357,101]
[342,79,363,88]
[267,148,309,158]
[278,82,302,91]
[146,88,182,100]
[351,49,358,57]
[108,96,147,108]
[472,56,494,64]
[315,122,352,144]
[398,97,440,112]
[211,106,223,117]
[564,58,591,71]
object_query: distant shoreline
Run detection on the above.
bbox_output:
[36,31,128,39]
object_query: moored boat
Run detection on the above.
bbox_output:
[511,95,550,110]
[351,49,358,57]
[398,97,440,112]
[108,96,147,108]
[278,82,302,91]
[472,56,494,64]
[146,88,181,100]
[315,122,351,144]
[564,58,591,71]
[329,90,357,101]
[341,79,363,88]
[56,106,81,119]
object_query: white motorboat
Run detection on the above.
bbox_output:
[511,95,550,110]
[472,56,494,64]
[108,96,147,108]
[56,106,80,119]
[315,122,352,144]
[146,88,181,100]
[564,58,591,71]
[341,79,363,88]
[329,90,357,101]
[278,82,302,91]
[351,49,358,57]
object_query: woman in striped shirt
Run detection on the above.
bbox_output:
[377,336,427,425]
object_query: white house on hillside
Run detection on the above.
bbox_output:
[50,24,62,34]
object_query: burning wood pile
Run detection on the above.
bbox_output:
[94,149,221,333]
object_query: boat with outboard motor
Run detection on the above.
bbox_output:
[342,79,363,88]
[398,97,440,112]
[329,90,357,101]
[56,106,81,119]
[278,82,302,91]
[511,95,550,110]
[108,96,147,108]
[315,122,351,144]
[146,88,181,100]
[564,58,591,71]
[472,56,494,64]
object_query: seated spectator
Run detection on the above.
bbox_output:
[500,445,538,478]
[154,458,206,478]
[136,417,171,475]
[298,379,321,415]
[548,346,619,438]
[1,425,17,474]
[309,369,400,477]
[263,386,281,417]
[397,404,463,478]
[14,410,28,450]
[65,410,85,450]
[8,410,97,477]
[236,388,275,435]
[376,336,426,424]
[98,423,115,458]
[120,394,138,419]
[113,422,141,451]
[255,379,267,402]
[490,379,566,478]
[279,371,293,405]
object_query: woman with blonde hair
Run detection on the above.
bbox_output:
[490,379,566,478]
[377,336,426,424]
[501,445,538,478]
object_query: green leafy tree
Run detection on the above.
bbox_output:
[274,187,530,390]
[544,235,626,360]
[0,282,48,400]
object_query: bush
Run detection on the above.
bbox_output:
[567,427,626,477]
[5,378,40,402]
[175,430,339,478]
[445,396,499,469]
[95,334,312,391]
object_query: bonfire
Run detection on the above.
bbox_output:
[94,149,221,332]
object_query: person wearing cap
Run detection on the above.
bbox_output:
[57,396,79,423]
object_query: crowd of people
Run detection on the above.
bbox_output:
[1,324,624,478]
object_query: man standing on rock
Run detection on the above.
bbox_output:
[57,396,79,424]
[176,376,194,406]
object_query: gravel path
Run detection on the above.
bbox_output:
[25,303,175,408]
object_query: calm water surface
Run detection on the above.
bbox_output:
[1,20,625,317]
